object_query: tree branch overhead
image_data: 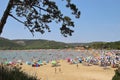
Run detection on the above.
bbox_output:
[0,0,80,37]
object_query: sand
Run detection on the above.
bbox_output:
[20,60,116,80]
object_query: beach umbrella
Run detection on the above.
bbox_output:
[51,60,57,65]
[8,61,12,65]
[37,60,43,65]
[4,61,9,65]
[51,60,58,67]
[26,61,32,65]
[78,58,82,63]
[17,60,22,63]
[66,58,71,62]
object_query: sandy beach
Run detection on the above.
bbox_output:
[21,60,116,80]
[1,49,119,80]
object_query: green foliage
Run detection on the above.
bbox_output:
[4,0,80,37]
[0,37,71,50]
[0,37,23,50]
[1,37,120,50]
[0,65,37,80]
[22,39,70,49]
[89,41,120,50]
[112,67,120,80]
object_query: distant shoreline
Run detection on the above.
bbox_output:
[0,49,76,51]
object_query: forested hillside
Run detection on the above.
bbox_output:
[0,37,71,50]
[0,37,120,50]
[89,41,120,49]
[13,39,70,49]
[0,37,23,49]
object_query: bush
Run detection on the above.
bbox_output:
[0,65,38,80]
[112,67,120,80]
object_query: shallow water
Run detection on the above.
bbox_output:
[0,49,91,62]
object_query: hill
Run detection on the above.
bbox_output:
[68,41,120,50]
[0,37,71,50]
[89,41,120,49]
[0,37,120,50]
[0,37,23,50]
[13,39,70,49]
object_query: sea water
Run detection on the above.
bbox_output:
[0,49,92,63]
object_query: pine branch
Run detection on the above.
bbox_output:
[9,14,24,24]
[9,14,34,36]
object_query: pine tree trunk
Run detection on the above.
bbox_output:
[0,0,13,34]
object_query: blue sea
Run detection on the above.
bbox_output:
[0,49,92,63]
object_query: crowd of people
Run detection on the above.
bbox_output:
[0,49,120,68]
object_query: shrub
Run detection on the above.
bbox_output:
[112,67,120,80]
[0,65,38,80]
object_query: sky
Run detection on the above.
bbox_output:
[0,0,120,43]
